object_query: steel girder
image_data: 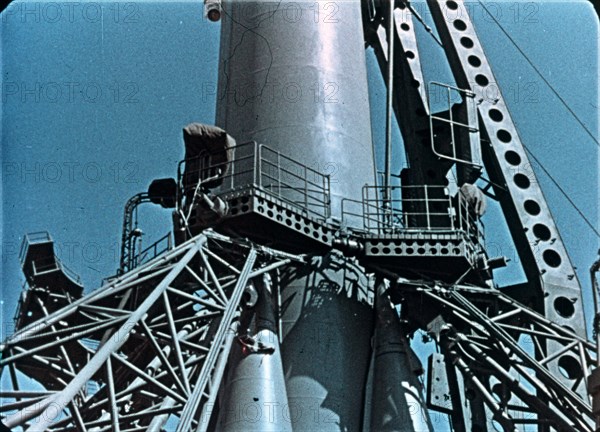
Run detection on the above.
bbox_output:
[397,282,595,430]
[0,230,303,431]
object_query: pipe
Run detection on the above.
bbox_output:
[384,0,395,211]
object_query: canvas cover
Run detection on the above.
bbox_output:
[182,123,235,192]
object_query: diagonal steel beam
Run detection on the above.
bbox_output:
[8,237,201,344]
[3,238,203,431]
[176,248,257,431]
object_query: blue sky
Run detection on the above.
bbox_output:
[0,0,598,339]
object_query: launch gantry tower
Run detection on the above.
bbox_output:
[1,1,598,431]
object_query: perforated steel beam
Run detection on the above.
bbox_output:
[427,0,588,396]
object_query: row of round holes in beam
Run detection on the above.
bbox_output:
[442,1,586,384]
[443,0,564,272]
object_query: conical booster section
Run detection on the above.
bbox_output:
[217,274,292,431]
[370,281,432,431]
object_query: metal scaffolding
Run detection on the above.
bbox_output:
[2,0,597,430]
[1,231,303,431]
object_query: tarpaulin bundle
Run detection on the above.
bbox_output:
[182,123,236,192]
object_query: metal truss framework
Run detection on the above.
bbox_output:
[0,231,304,431]
[1,2,595,429]
[399,282,595,431]
[2,230,596,431]
[364,0,591,413]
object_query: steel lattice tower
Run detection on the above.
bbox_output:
[1,1,598,431]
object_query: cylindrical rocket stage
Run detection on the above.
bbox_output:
[369,282,432,431]
[217,277,291,431]
[279,252,373,431]
[216,0,375,220]
[216,1,376,430]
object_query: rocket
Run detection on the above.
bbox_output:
[368,280,433,431]
[214,0,376,429]
[216,273,292,431]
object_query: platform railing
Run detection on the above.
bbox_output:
[133,233,173,268]
[428,81,479,166]
[177,141,331,220]
[343,185,484,245]
[340,198,366,232]
[19,231,82,284]
[32,255,82,284]
[258,145,331,218]
[31,256,59,275]
[18,231,52,264]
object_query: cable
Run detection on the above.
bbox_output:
[474,2,600,237]
[477,0,600,148]
[522,145,600,238]
[404,1,443,47]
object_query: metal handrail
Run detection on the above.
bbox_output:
[31,256,59,275]
[58,258,81,284]
[428,81,480,166]
[177,141,331,220]
[133,233,173,268]
[30,255,82,284]
[343,185,485,244]
[19,231,82,284]
[19,231,52,264]
[257,144,331,218]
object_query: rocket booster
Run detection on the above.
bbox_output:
[215,1,377,430]
[216,0,376,220]
[369,281,433,431]
[217,274,291,431]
